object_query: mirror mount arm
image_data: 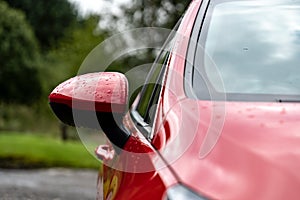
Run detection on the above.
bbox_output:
[97,112,131,151]
[50,102,130,150]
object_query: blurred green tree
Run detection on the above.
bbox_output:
[44,15,106,91]
[103,0,190,79]
[0,1,42,105]
[4,0,77,50]
[121,0,190,29]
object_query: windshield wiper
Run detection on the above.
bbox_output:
[276,99,300,103]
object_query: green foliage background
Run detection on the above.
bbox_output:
[5,0,78,50]
[0,1,41,105]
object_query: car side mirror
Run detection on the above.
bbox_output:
[49,72,130,148]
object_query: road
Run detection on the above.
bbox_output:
[0,168,100,200]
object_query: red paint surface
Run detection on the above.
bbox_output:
[100,113,168,200]
[49,0,300,199]
[155,99,300,199]
[149,1,300,198]
[49,72,128,113]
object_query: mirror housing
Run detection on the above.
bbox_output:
[49,72,130,148]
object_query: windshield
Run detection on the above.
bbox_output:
[192,0,300,101]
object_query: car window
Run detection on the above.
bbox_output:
[136,56,163,118]
[131,19,182,138]
[135,51,169,125]
[189,0,300,102]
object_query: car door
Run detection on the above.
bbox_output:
[97,49,171,200]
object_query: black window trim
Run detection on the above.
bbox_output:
[130,20,182,140]
[144,52,169,125]
[130,52,170,140]
[184,0,210,99]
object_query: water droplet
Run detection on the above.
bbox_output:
[215,115,222,119]
[280,108,286,115]
[248,114,255,119]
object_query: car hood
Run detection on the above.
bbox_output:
[159,100,300,200]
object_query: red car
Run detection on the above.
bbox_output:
[49,0,300,199]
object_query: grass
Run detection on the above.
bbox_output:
[0,131,101,169]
